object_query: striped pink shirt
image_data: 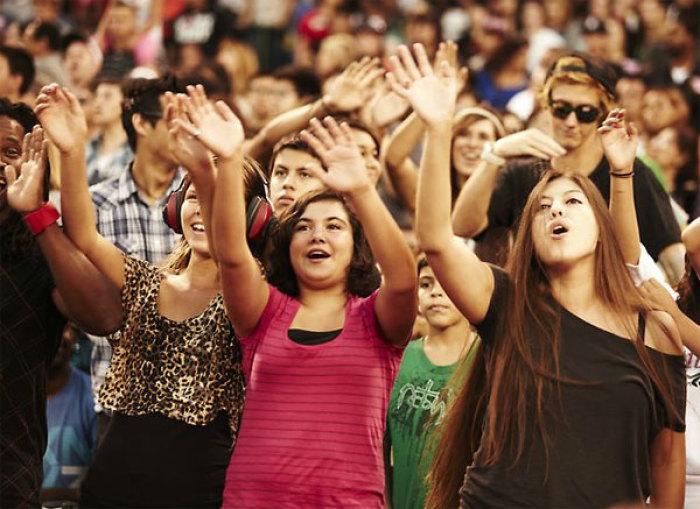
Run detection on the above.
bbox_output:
[222,286,405,508]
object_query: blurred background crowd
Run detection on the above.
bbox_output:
[1,0,698,223]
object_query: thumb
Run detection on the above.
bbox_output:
[304,162,329,184]
[5,165,18,187]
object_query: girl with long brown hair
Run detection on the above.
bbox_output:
[389,43,686,508]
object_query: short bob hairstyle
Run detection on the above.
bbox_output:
[267,190,381,298]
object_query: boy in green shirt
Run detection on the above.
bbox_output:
[386,257,478,509]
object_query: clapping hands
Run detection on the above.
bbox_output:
[34,84,88,153]
[5,126,49,214]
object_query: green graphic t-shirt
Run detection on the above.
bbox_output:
[386,337,477,509]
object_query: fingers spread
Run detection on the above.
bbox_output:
[413,43,433,76]
[398,45,422,81]
[308,118,335,150]
[300,128,328,159]
[389,55,411,88]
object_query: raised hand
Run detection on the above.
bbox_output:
[368,80,410,129]
[324,56,384,113]
[6,126,49,214]
[434,41,468,92]
[164,92,215,176]
[300,117,372,196]
[34,84,88,153]
[387,44,459,128]
[598,109,638,173]
[492,128,566,160]
[173,84,245,160]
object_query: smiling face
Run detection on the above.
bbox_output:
[418,265,465,331]
[531,177,599,268]
[452,118,498,177]
[548,83,604,151]
[180,183,210,258]
[269,148,325,215]
[0,115,26,215]
[289,199,354,293]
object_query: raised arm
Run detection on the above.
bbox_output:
[164,87,218,258]
[244,57,383,160]
[599,109,641,264]
[388,44,494,325]
[184,93,271,336]
[5,127,122,334]
[451,128,566,238]
[35,85,126,289]
[301,117,417,345]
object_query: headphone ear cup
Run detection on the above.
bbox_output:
[162,190,184,234]
[246,196,275,240]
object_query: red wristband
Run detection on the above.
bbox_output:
[23,202,60,235]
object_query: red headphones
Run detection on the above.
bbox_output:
[162,179,275,240]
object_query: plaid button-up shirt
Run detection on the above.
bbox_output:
[89,164,183,412]
[85,135,134,186]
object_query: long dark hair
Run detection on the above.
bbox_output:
[426,171,682,508]
[267,190,381,298]
[677,256,700,323]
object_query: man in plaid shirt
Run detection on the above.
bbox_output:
[88,75,184,440]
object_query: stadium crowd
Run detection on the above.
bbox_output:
[0,0,698,508]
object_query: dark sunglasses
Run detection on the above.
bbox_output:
[550,101,601,123]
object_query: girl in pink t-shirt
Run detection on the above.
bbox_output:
[202,113,418,507]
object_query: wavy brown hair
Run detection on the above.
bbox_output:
[267,190,381,298]
[426,171,682,509]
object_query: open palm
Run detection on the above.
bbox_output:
[165,95,214,174]
[6,127,48,213]
[300,118,371,195]
[34,85,88,153]
[180,85,244,159]
[388,44,458,128]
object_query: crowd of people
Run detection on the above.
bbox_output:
[0,0,698,508]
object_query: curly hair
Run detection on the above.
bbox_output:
[0,99,45,259]
[266,190,381,298]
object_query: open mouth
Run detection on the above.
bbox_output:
[191,223,205,233]
[550,223,569,238]
[307,250,330,260]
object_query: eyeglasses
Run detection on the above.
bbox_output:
[550,101,602,124]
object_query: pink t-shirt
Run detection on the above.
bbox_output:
[222,286,405,508]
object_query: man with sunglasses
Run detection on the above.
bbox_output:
[453,53,684,283]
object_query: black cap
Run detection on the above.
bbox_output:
[545,52,619,100]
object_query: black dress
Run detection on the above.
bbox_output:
[460,267,686,508]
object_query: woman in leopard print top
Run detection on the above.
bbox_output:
[36,85,270,508]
